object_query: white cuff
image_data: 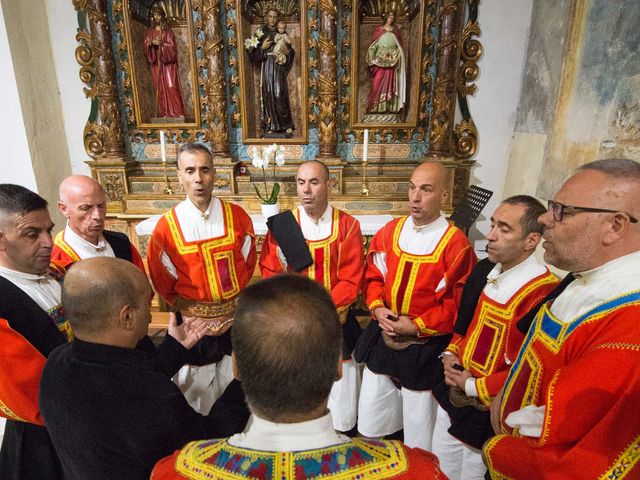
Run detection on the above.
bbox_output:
[504,405,545,438]
[464,376,478,397]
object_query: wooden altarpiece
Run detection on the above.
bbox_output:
[72,0,482,250]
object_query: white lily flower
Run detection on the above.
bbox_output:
[255,28,263,38]
[264,143,276,157]
[252,156,264,169]
[244,36,259,50]
[275,151,285,166]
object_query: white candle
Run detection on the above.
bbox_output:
[160,130,167,163]
[363,129,369,163]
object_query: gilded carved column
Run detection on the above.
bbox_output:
[196,0,230,156]
[74,0,134,212]
[83,0,128,158]
[316,0,338,159]
[429,0,464,156]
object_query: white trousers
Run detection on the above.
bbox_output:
[327,357,361,432]
[173,355,234,415]
[432,405,486,480]
[358,366,438,451]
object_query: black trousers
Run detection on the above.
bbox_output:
[0,420,64,480]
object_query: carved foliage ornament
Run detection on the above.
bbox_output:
[453,0,480,158]
[194,0,229,152]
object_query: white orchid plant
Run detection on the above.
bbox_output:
[251,143,285,205]
[244,28,264,50]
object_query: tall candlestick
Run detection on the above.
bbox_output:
[363,129,369,163]
[160,130,167,163]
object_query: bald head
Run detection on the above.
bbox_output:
[63,258,151,343]
[58,175,107,244]
[408,162,449,226]
[59,175,104,203]
[577,159,640,219]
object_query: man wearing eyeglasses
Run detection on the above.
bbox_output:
[483,159,640,479]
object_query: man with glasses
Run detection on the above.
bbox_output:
[483,159,640,479]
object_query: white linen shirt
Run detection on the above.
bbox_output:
[228,412,350,452]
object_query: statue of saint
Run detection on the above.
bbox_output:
[246,7,295,137]
[366,10,407,121]
[143,2,186,118]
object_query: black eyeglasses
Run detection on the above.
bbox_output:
[547,200,638,223]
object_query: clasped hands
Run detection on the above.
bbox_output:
[442,353,472,390]
[373,306,418,337]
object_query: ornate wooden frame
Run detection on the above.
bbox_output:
[120,0,202,130]
[235,0,309,144]
[340,0,438,145]
[112,0,209,142]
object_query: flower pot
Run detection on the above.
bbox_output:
[261,203,280,218]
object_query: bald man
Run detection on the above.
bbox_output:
[39,258,249,480]
[51,175,145,274]
[259,160,364,433]
[355,162,476,451]
[484,159,640,479]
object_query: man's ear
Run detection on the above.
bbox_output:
[602,213,629,246]
[441,188,450,205]
[58,201,69,218]
[524,232,541,252]
[118,304,134,331]
[231,352,240,381]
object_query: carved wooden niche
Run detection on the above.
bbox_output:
[121,0,200,129]
[350,0,424,130]
[237,0,308,144]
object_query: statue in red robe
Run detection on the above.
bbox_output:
[143,2,185,118]
[366,11,407,118]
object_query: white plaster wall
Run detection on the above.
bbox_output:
[0,1,37,190]
[466,0,535,248]
[47,0,92,175]
[0,2,31,439]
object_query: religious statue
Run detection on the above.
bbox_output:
[365,10,407,123]
[143,1,186,118]
[246,7,295,137]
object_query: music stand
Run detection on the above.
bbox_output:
[449,185,493,233]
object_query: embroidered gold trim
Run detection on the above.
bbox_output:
[54,231,80,262]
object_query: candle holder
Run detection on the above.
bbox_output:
[361,160,370,196]
[162,166,174,195]
[160,130,173,195]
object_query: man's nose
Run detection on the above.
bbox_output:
[539,210,554,228]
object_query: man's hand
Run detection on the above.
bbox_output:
[167,312,208,349]
[490,386,505,434]
[373,307,398,335]
[441,352,460,370]
[392,315,419,336]
[444,365,472,390]
[261,38,273,50]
